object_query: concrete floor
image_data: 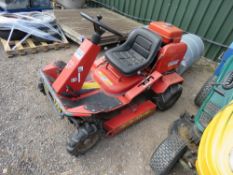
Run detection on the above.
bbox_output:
[0,45,215,175]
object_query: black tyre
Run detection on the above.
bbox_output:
[54,60,67,74]
[0,30,27,40]
[38,82,46,95]
[152,84,183,111]
[54,60,66,70]
[67,123,100,156]
[150,133,187,175]
[38,78,46,95]
[194,75,215,107]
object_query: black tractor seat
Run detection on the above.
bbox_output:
[105,28,162,76]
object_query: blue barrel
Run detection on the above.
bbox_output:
[214,42,233,76]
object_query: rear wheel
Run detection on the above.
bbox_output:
[151,84,183,111]
[67,123,100,156]
[194,75,215,107]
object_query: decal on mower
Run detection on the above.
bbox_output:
[168,60,179,67]
[71,77,78,83]
[43,82,62,114]
[97,71,113,86]
[74,48,84,60]
[82,82,100,89]
[66,60,75,69]
[118,110,153,132]
[44,83,49,94]
[53,98,63,113]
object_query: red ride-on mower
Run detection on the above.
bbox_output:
[38,12,187,156]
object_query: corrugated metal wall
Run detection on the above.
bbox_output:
[91,0,233,60]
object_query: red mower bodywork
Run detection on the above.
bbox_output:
[39,13,187,156]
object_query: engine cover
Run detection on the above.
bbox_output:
[149,21,183,44]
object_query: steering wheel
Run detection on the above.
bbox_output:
[80,12,124,37]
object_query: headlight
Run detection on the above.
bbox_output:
[230,149,233,172]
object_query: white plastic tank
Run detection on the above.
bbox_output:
[0,0,30,10]
[57,0,86,9]
[178,34,205,74]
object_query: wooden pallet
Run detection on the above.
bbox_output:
[0,38,69,58]
[54,8,142,46]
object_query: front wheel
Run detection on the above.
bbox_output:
[151,84,183,111]
[66,123,100,156]
[38,78,46,95]
[150,133,187,175]
[54,60,67,73]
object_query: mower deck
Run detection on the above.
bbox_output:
[39,69,124,117]
[61,92,122,112]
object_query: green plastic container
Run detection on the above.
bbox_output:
[31,0,51,8]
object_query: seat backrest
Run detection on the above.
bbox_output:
[128,28,162,60]
[132,35,153,58]
[155,43,187,74]
[105,28,162,76]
